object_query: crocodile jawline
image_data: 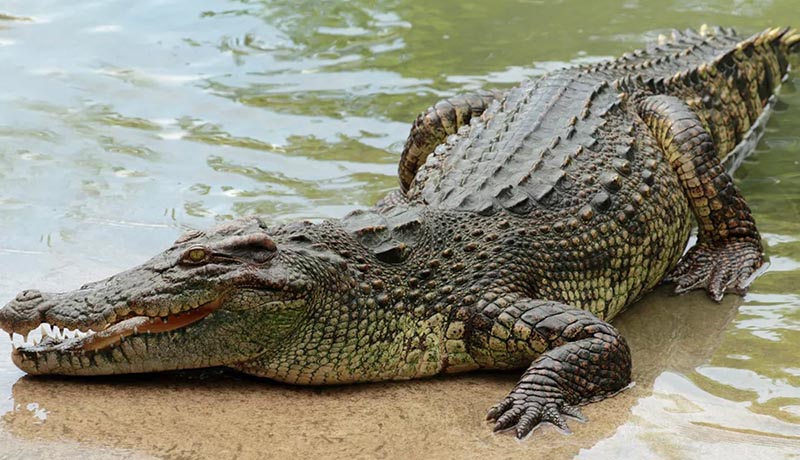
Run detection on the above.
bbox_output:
[10,297,224,355]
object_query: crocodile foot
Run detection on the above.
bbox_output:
[487,382,586,439]
[667,240,763,302]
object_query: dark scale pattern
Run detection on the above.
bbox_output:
[1,26,798,440]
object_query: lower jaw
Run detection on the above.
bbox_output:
[12,339,205,376]
[11,335,167,376]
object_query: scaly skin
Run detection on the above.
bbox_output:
[399,89,506,193]
[0,26,798,439]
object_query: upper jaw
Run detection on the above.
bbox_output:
[0,250,229,338]
[0,288,126,338]
[0,223,296,362]
[1,263,295,356]
[0,218,295,339]
[6,286,302,375]
[8,295,226,356]
[2,285,226,354]
[0,251,230,352]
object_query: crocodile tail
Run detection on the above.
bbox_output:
[613,26,796,159]
[779,27,800,53]
[760,27,799,70]
[587,26,742,82]
[680,27,797,156]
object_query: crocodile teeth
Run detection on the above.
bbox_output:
[8,298,223,354]
[79,297,223,352]
[6,323,93,349]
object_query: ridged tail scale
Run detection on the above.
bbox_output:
[617,27,800,157]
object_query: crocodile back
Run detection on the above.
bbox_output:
[410,71,629,217]
[406,27,798,217]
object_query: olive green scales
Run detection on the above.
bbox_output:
[1,27,798,439]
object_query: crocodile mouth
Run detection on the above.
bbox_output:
[9,297,224,356]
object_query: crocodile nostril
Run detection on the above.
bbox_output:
[16,290,43,302]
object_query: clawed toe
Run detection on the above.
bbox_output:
[560,404,587,422]
[491,405,525,433]
[488,397,582,439]
[667,240,762,302]
[486,398,513,422]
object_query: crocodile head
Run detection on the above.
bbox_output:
[0,217,347,375]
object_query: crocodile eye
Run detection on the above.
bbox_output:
[181,246,209,264]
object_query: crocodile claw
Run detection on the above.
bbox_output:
[667,240,763,302]
[487,390,585,439]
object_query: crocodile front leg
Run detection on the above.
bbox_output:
[466,297,632,439]
[399,89,505,192]
[638,95,763,301]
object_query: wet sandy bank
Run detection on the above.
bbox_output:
[1,287,748,460]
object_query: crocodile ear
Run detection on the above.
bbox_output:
[174,229,203,245]
[214,234,278,264]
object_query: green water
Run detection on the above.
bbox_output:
[0,0,798,458]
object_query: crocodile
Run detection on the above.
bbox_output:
[1,26,798,439]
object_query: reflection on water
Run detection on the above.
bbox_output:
[0,0,799,458]
[582,372,800,460]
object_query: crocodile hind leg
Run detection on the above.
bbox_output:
[399,89,504,192]
[466,296,631,439]
[637,95,763,301]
